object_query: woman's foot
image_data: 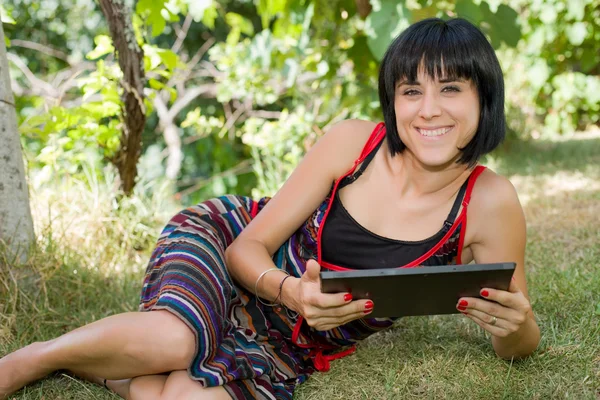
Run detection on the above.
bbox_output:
[0,342,52,399]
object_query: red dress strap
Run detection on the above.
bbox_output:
[317,122,386,266]
[356,122,386,163]
[456,165,487,264]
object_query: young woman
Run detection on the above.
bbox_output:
[0,17,540,400]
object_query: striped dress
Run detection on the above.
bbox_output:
[139,123,485,399]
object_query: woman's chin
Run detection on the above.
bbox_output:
[412,152,459,169]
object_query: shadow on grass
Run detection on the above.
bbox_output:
[487,135,600,177]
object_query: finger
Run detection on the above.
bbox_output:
[315,293,370,311]
[478,285,523,309]
[465,308,508,329]
[457,297,509,319]
[311,305,374,330]
[312,291,354,308]
[464,313,509,337]
[304,259,321,283]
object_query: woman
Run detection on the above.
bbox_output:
[0,17,540,399]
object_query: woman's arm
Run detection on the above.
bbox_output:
[225,119,376,328]
[461,171,541,359]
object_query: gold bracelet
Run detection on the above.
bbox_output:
[254,268,289,307]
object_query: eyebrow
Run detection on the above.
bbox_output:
[396,77,466,87]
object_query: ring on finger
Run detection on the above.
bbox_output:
[489,316,498,326]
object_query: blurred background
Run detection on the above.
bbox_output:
[2,0,599,204]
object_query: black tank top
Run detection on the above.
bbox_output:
[320,139,468,270]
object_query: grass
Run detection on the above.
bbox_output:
[2,133,600,399]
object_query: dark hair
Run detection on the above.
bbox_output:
[378,18,505,166]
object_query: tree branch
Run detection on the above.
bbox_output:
[172,13,193,54]
[6,53,60,98]
[10,39,71,63]
[167,84,216,121]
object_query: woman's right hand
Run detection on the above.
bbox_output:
[283,259,374,331]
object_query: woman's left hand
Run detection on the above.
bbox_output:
[457,278,532,337]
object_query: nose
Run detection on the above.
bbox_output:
[418,91,442,120]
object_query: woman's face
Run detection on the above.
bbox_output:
[394,69,480,168]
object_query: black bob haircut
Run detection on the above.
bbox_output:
[378,18,506,167]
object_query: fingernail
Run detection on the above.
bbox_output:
[365,300,374,310]
[481,290,489,297]
[344,293,353,302]
[457,305,467,311]
[459,300,468,307]
[511,276,515,281]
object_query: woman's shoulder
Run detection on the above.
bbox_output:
[318,119,380,174]
[324,119,378,143]
[469,167,524,226]
[472,168,521,208]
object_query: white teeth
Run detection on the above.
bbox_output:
[418,127,452,137]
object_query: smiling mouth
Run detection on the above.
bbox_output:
[417,126,453,137]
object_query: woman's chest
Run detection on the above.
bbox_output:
[337,179,459,242]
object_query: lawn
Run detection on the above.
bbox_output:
[1,133,599,399]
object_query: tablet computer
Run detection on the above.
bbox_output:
[320,262,516,318]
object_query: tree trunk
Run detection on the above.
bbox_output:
[98,0,146,196]
[0,22,35,263]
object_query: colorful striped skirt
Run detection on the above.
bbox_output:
[139,195,313,399]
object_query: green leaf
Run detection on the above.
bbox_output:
[86,35,114,60]
[136,0,167,37]
[156,48,178,71]
[257,0,287,30]
[225,12,254,36]
[186,0,212,22]
[365,0,412,60]
[202,6,218,30]
[0,5,16,24]
[580,48,598,73]
[148,78,165,90]
[455,0,483,24]
[566,22,588,46]
[481,3,521,48]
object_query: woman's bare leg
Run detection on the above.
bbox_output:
[112,371,231,400]
[0,310,195,399]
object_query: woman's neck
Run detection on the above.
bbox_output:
[384,145,472,199]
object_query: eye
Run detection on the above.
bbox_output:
[442,85,461,93]
[403,89,421,96]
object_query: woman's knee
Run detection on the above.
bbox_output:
[123,311,196,372]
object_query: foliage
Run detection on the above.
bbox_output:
[3,0,599,200]
[501,0,600,135]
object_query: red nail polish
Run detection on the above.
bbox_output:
[481,290,489,297]
[459,300,468,307]
[344,293,352,302]
[457,305,467,311]
[365,300,374,310]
